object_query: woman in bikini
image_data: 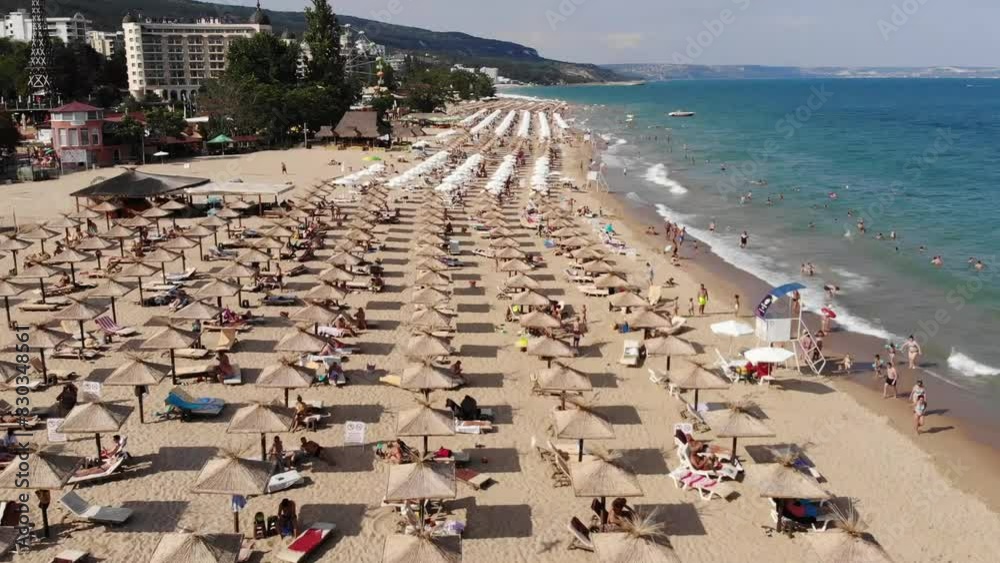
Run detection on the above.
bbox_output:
[903,335,922,369]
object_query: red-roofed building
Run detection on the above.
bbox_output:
[50,101,140,168]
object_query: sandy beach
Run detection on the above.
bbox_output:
[1,99,998,563]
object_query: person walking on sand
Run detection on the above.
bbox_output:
[687,298,695,317]
[697,284,709,316]
[910,379,926,404]
[645,262,654,287]
[914,395,927,433]
[903,335,922,369]
[281,162,288,175]
[872,353,884,379]
[732,294,740,318]
[883,363,899,399]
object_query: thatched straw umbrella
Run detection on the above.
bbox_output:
[583,260,618,274]
[319,266,355,285]
[142,248,180,283]
[291,303,339,334]
[257,359,314,407]
[595,274,632,291]
[805,509,895,563]
[275,328,327,357]
[527,336,575,368]
[520,310,562,331]
[511,289,551,310]
[397,402,455,453]
[47,247,90,285]
[572,247,607,262]
[410,308,454,331]
[44,215,80,239]
[0,235,31,274]
[0,278,24,328]
[405,333,452,360]
[553,401,615,461]
[414,271,452,288]
[411,287,450,307]
[160,236,199,271]
[74,236,113,270]
[216,208,243,233]
[609,291,649,310]
[417,245,447,259]
[710,400,776,456]
[592,511,680,563]
[415,259,448,272]
[196,279,240,323]
[227,402,293,461]
[149,532,243,563]
[0,451,81,536]
[191,451,272,533]
[383,533,461,563]
[13,324,68,380]
[89,200,120,230]
[499,259,532,275]
[385,460,456,529]
[117,261,158,306]
[328,252,364,268]
[671,363,729,406]
[140,325,195,384]
[56,401,130,458]
[16,263,58,303]
[643,336,697,373]
[141,205,172,234]
[50,298,104,350]
[534,363,592,408]
[120,215,153,230]
[401,362,459,399]
[104,355,167,422]
[103,224,136,257]
[569,449,642,525]
[504,273,539,290]
[185,224,215,256]
[201,215,227,246]
[489,237,519,249]
[19,225,59,254]
[303,282,349,307]
[172,299,221,323]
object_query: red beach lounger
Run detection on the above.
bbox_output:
[275,522,336,562]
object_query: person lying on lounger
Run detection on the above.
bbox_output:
[214,351,237,384]
[332,316,358,337]
[686,438,732,471]
[99,434,125,460]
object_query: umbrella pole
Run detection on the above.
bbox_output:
[138,278,144,307]
[218,297,224,325]
[694,389,700,407]
[180,251,187,271]
[578,439,584,463]
[3,297,11,328]
[213,231,219,247]
[97,254,102,270]
[39,494,50,538]
[284,388,289,407]
[111,297,118,324]
[38,279,46,304]
[423,435,429,455]
[105,213,111,230]
[161,263,167,284]
[40,349,48,382]
[731,437,738,459]
[137,393,145,424]
[70,263,77,285]
[196,237,203,257]
[601,496,608,526]
[11,250,18,275]
[667,355,672,372]
[95,433,102,459]
[119,239,125,257]
[78,320,86,351]
[170,349,177,385]
[261,433,267,462]
[233,510,240,534]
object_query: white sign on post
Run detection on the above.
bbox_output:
[47,419,67,443]
[81,381,102,402]
[344,421,366,446]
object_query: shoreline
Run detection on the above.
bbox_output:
[571,139,1000,513]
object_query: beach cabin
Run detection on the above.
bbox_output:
[334,111,380,148]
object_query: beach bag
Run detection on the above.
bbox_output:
[253,512,266,539]
[266,515,278,537]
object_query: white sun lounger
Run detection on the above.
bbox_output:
[619,340,641,366]
[67,455,126,485]
[59,491,133,525]
[267,470,304,494]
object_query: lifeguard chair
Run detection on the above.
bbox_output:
[754,282,825,375]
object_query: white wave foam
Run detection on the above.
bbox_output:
[625,192,648,205]
[653,202,895,341]
[947,350,1000,377]
[643,163,689,195]
[615,139,628,146]
[830,267,873,291]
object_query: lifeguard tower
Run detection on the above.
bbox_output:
[754,282,825,375]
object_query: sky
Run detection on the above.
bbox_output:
[247,0,1000,67]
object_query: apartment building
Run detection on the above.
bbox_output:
[1,10,91,44]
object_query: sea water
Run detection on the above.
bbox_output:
[508,79,1000,397]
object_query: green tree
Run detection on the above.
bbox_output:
[303,0,343,87]
[370,93,395,135]
[104,114,145,161]
[145,107,187,139]
[0,111,20,154]
[225,33,300,85]
[0,39,29,98]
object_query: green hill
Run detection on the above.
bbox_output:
[3,0,620,84]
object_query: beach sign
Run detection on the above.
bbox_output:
[81,381,102,402]
[47,418,67,443]
[344,421,366,446]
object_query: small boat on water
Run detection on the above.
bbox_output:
[668,110,696,117]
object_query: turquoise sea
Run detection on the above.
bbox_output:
[508,79,1000,395]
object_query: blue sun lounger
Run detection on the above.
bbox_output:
[165,387,225,419]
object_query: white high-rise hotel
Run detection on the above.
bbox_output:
[122,6,271,102]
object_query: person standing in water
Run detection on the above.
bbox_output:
[739,231,749,249]
[883,363,899,399]
[914,395,927,433]
[903,335,922,369]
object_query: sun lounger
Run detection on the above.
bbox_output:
[146,283,179,292]
[174,348,212,359]
[275,522,337,563]
[567,517,595,551]
[19,301,66,312]
[50,347,101,360]
[267,470,304,494]
[223,364,243,385]
[456,468,493,490]
[67,454,126,485]
[648,368,680,397]
[28,357,74,382]
[658,316,687,336]
[378,375,401,387]
[95,316,138,337]
[0,416,40,429]
[770,498,837,531]
[682,473,735,501]
[165,268,197,282]
[205,248,238,261]
[262,295,298,306]
[579,286,610,297]
[52,549,89,563]
[210,329,239,352]
[164,387,225,418]
[454,419,493,434]
[619,340,641,367]
[169,364,215,379]
[59,491,133,525]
